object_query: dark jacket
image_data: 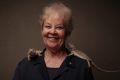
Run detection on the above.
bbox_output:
[13,50,94,80]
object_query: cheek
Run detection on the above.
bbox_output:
[59,30,66,39]
[41,29,47,37]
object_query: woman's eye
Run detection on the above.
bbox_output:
[56,26,64,30]
[45,25,51,29]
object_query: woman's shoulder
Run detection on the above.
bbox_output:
[73,55,89,65]
[17,48,43,66]
[16,57,30,68]
[69,49,91,68]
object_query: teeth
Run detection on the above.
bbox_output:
[48,37,57,39]
[48,37,57,41]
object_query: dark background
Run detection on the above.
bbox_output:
[0,0,120,80]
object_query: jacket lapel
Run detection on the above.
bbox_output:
[37,56,49,80]
[32,55,50,80]
[52,54,75,80]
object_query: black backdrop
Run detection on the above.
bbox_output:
[0,0,120,80]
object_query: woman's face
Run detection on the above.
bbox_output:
[41,15,66,50]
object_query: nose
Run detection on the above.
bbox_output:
[50,27,57,34]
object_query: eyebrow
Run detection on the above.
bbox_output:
[44,23,51,25]
[44,23,64,26]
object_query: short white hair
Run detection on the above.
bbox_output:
[39,2,73,36]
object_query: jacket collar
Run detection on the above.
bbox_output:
[30,48,76,68]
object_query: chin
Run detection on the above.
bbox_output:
[46,42,62,50]
[47,44,59,49]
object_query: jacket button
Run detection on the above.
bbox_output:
[69,62,72,64]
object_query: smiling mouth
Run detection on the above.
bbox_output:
[47,36,59,41]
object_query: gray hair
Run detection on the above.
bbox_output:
[39,2,73,36]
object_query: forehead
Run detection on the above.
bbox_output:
[44,14,64,24]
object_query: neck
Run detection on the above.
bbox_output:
[45,47,67,58]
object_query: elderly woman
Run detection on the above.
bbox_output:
[13,2,94,80]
